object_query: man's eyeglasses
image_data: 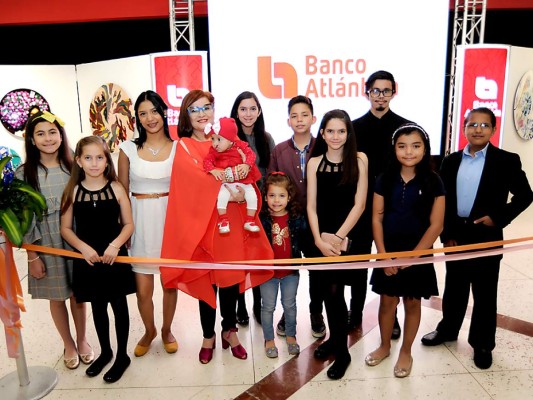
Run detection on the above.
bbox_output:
[466,122,492,129]
[187,104,214,115]
[367,88,394,98]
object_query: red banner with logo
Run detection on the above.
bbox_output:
[152,52,209,139]
[455,46,509,151]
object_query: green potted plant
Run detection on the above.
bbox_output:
[0,155,47,247]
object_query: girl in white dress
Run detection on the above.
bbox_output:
[118,90,178,357]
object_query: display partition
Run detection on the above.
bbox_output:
[0,65,80,159]
[1,51,208,165]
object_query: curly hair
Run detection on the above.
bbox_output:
[260,172,303,218]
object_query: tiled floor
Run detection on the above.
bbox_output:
[1,208,532,400]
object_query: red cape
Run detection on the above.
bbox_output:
[160,138,274,308]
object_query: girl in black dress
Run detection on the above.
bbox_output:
[61,136,136,383]
[307,109,369,380]
[365,123,444,378]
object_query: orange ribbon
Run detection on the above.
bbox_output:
[21,235,533,268]
[1,238,26,358]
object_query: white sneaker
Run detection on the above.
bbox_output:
[243,221,260,232]
[218,219,230,234]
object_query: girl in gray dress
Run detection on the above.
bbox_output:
[18,107,93,370]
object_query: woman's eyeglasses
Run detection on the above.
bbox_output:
[187,104,214,115]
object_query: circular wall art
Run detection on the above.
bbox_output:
[0,89,50,138]
[89,83,135,152]
[513,70,533,140]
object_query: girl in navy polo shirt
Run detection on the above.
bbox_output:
[366,123,445,378]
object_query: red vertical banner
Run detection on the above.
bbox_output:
[455,46,509,151]
[151,52,209,139]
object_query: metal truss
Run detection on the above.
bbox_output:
[444,0,487,154]
[169,0,196,50]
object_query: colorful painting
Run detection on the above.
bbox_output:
[0,147,22,184]
[513,70,533,140]
[0,89,50,138]
[89,83,135,152]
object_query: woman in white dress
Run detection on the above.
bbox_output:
[118,90,178,356]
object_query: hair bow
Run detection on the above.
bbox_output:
[204,120,221,136]
[33,110,65,127]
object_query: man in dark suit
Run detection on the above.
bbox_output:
[421,107,533,369]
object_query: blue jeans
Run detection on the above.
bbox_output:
[260,272,299,340]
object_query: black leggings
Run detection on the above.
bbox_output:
[199,284,239,338]
[309,270,325,315]
[349,268,368,317]
[323,281,349,359]
[91,296,130,358]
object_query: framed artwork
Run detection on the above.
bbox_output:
[89,83,135,152]
[0,89,50,138]
[0,146,22,172]
[513,70,533,140]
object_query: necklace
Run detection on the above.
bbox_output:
[92,192,99,208]
[146,141,168,156]
[90,186,106,208]
[147,146,162,156]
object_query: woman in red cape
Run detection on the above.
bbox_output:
[160,90,273,364]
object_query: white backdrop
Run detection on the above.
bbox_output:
[209,0,449,155]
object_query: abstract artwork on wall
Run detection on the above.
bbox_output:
[89,83,135,152]
[0,89,50,138]
[513,70,533,140]
[0,146,22,172]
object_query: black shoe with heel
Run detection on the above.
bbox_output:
[86,352,113,377]
[327,354,351,380]
[103,355,131,383]
[314,340,334,360]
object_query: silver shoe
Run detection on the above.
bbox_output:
[365,351,390,366]
[265,345,278,358]
[287,342,300,355]
[394,356,413,378]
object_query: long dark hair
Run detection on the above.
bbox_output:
[133,90,171,148]
[177,90,215,138]
[310,109,359,185]
[61,136,116,214]
[21,106,73,191]
[382,123,438,220]
[230,91,271,169]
